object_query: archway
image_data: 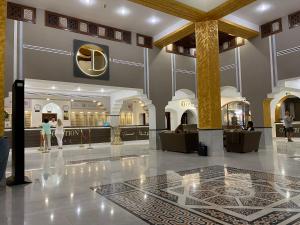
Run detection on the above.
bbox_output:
[272,95,300,138]
[42,102,63,122]
[180,109,197,125]
[165,89,197,130]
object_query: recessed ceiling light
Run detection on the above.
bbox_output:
[147,16,161,25]
[79,0,96,6]
[116,7,130,16]
[46,98,50,101]
[77,87,81,91]
[51,86,56,90]
[256,3,272,12]
[100,88,104,93]
[71,99,74,102]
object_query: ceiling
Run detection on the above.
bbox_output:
[232,0,300,25]
[10,0,300,38]
[11,0,182,36]
[176,0,227,12]
[25,79,141,100]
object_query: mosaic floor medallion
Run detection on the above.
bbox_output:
[91,165,300,224]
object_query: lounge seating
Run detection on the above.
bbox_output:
[224,131,262,153]
[160,124,198,153]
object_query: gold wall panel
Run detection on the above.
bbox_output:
[128,0,205,22]
[263,98,273,127]
[195,21,222,129]
[154,22,195,48]
[0,0,6,137]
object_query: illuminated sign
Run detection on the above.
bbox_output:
[74,40,110,80]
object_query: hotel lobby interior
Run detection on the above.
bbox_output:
[1,0,300,224]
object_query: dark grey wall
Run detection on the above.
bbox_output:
[241,37,272,127]
[220,49,236,87]
[276,16,300,80]
[149,48,172,129]
[175,55,196,93]
[21,9,144,89]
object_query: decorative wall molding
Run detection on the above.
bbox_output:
[112,58,144,68]
[7,2,36,24]
[175,69,195,75]
[45,11,132,45]
[277,45,300,57]
[220,64,236,72]
[23,44,73,56]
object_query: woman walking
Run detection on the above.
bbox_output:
[55,119,64,149]
[42,118,52,151]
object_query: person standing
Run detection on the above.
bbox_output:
[49,117,57,127]
[284,110,294,142]
[55,119,64,149]
[42,118,52,150]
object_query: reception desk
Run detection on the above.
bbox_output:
[275,122,300,137]
[4,126,149,148]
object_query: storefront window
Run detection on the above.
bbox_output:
[222,101,251,128]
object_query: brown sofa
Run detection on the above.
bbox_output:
[224,131,262,153]
[160,124,198,153]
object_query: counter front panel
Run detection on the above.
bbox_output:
[275,123,300,137]
[4,126,149,148]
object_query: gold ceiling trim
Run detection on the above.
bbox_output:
[218,19,259,39]
[154,22,195,48]
[128,0,206,22]
[204,0,257,20]
[129,0,259,48]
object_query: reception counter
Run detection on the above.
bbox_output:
[4,126,149,148]
[275,122,300,137]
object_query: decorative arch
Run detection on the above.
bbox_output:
[165,89,197,130]
[42,102,63,120]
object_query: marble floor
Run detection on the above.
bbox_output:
[1,140,300,225]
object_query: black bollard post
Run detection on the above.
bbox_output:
[6,80,31,186]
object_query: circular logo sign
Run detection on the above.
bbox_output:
[76,44,108,77]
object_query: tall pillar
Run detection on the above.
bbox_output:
[257,98,274,149]
[0,0,6,137]
[195,21,224,156]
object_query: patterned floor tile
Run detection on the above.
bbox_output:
[206,196,240,206]
[92,183,134,196]
[225,208,261,216]
[94,166,300,225]
[185,197,210,206]
[274,201,300,209]
[107,190,222,225]
[239,197,274,207]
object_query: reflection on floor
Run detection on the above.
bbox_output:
[1,140,300,225]
[94,165,300,224]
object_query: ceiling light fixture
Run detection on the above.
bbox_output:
[116,7,130,16]
[51,86,56,90]
[77,87,81,91]
[147,16,161,25]
[256,3,272,13]
[79,0,96,7]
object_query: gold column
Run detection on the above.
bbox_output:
[195,21,222,129]
[263,98,273,127]
[0,0,6,137]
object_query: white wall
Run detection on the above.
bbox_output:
[31,99,71,127]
